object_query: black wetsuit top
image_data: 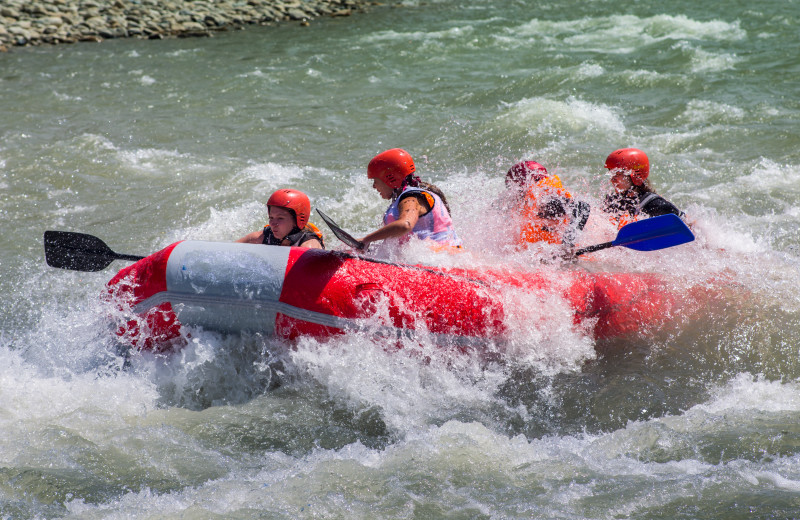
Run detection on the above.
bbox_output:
[602,191,684,219]
[262,226,325,248]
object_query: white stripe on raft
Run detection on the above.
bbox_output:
[133,291,490,348]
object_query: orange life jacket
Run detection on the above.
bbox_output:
[306,222,324,240]
[614,213,638,229]
[517,175,573,246]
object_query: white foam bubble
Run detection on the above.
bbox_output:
[0,347,157,430]
[79,133,118,151]
[751,471,800,492]
[52,90,82,101]
[314,177,390,239]
[237,68,275,79]
[699,373,800,414]
[287,332,498,431]
[238,162,305,184]
[678,99,746,125]
[740,159,800,193]
[362,25,475,44]
[498,96,626,135]
[183,201,266,242]
[52,204,95,216]
[647,14,746,41]
[688,46,739,73]
[128,330,285,410]
[116,147,188,175]
[510,14,744,52]
[575,62,605,78]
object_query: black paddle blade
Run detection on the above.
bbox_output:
[315,209,366,250]
[44,231,142,272]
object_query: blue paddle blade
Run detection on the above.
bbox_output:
[612,214,695,251]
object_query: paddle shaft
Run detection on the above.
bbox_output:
[106,252,145,262]
[574,241,613,257]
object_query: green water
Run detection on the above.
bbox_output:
[1,0,800,517]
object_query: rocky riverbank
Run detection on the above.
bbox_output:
[0,0,383,52]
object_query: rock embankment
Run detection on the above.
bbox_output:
[0,0,378,52]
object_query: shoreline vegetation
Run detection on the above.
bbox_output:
[0,0,385,52]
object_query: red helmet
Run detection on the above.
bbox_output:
[267,189,311,229]
[505,161,549,187]
[367,148,416,189]
[605,148,650,185]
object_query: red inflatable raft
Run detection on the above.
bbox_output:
[104,240,679,352]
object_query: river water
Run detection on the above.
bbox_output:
[2,0,800,518]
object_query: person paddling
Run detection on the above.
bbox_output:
[505,160,590,248]
[601,148,685,228]
[237,189,324,249]
[357,148,462,252]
